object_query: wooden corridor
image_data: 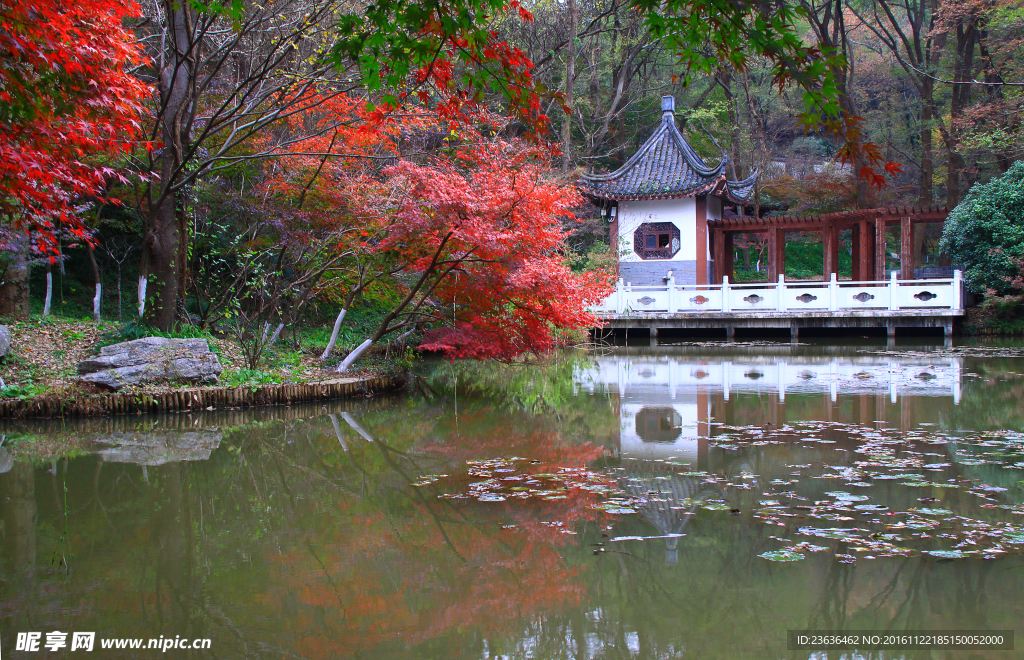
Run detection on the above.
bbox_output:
[707,205,949,283]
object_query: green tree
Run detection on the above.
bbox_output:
[939,160,1024,294]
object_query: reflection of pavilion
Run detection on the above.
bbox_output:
[576,353,963,461]
[617,463,723,564]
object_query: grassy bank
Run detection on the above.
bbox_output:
[0,311,414,408]
[962,296,1024,336]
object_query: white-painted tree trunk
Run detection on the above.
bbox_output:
[336,338,373,373]
[320,308,347,360]
[340,412,374,442]
[92,283,101,322]
[137,276,147,318]
[43,272,52,316]
[268,323,284,344]
[328,413,348,450]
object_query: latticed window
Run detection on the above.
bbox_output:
[633,222,680,259]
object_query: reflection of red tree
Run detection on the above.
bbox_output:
[268,431,611,658]
[419,424,609,472]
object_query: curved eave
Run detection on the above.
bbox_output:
[581,178,722,202]
[717,169,759,204]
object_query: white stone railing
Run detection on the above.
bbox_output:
[593,271,963,315]
[576,355,963,403]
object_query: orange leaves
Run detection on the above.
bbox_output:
[374,135,611,360]
[825,114,903,191]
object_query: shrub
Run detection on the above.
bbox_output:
[939,161,1024,294]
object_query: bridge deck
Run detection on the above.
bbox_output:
[593,272,964,339]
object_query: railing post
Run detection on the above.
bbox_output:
[829,272,838,311]
[722,276,731,313]
[888,271,898,311]
[666,274,676,313]
[616,278,624,312]
[777,274,786,311]
[953,269,963,311]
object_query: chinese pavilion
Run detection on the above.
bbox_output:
[578,95,758,286]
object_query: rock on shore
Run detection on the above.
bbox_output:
[78,337,222,390]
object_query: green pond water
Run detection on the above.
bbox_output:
[3,340,1024,659]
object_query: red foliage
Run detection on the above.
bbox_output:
[267,429,611,657]
[381,138,612,360]
[0,0,148,253]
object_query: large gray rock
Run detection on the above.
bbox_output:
[78,337,222,390]
[0,324,11,359]
[94,430,223,465]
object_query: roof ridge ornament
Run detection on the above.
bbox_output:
[661,95,675,119]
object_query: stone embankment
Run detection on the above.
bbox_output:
[0,376,403,419]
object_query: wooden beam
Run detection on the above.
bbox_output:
[900,215,913,279]
[875,216,887,281]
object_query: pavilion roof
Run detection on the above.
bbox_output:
[578,104,758,204]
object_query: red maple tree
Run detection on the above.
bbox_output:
[334,131,613,369]
[0,0,148,253]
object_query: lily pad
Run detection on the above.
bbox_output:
[926,549,967,559]
[758,550,806,562]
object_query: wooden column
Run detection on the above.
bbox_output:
[609,213,618,258]
[862,220,874,281]
[768,227,785,281]
[713,227,725,284]
[696,195,708,285]
[875,217,887,281]
[724,232,734,283]
[851,223,861,280]
[900,216,913,279]
[697,392,709,438]
[822,222,837,278]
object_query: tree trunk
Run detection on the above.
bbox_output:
[321,308,348,361]
[720,72,742,180]
[561,0,577,172]
[88,244,102,322]
[920,78,935,207]
[143,0,193,330]
[43,263,52,316]
[947,18,977,209]
[0,241,31,317]
[143,203,183,328]
[336,338,373,373]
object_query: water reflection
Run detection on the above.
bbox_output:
[0,347,1023,659]
[576,352,966,463]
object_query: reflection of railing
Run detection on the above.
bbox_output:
[593,271,963,315]
[578,357,963,403]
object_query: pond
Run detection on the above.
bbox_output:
[2,339,1024,659]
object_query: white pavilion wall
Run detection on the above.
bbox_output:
[616,198,705,285]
